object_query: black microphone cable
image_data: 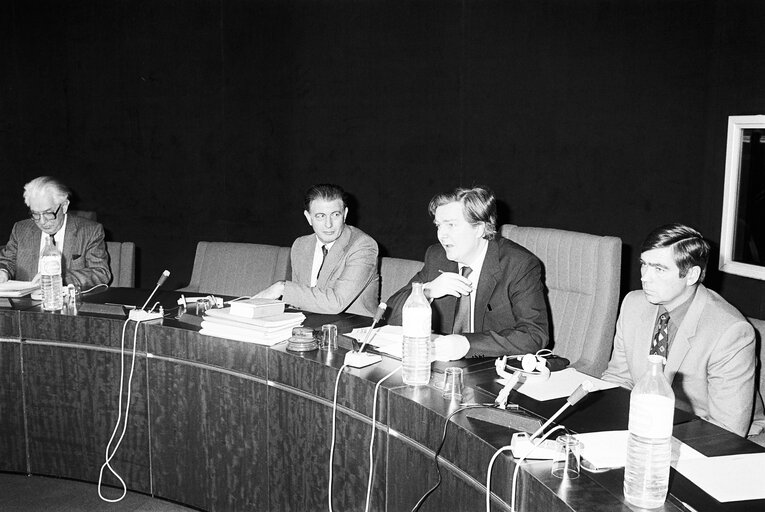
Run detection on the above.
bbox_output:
[411,402,497,512]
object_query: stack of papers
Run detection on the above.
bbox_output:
[0,280,39,298]
[228,298,285,318]
[200,307,304,346]
[346,325,440,359]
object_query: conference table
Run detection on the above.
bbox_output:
[0,288,762,512]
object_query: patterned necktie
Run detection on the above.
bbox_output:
[650,312,670,358]
[452,266,473,334]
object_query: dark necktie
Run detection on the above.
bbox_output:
[316,245,328,281]
[650,312,670,358]
[50,234,56,246]
[452,266,473,334]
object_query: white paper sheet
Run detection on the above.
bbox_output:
[0,280,38,297]
[516,367,619,401]
[674,453,765,502]
[574,430,706,470]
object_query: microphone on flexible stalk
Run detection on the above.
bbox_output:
[344,302,387,368]
[129,270,170,322]
[510,380,595,458]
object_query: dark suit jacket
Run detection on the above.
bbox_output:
[387,237,549,357]
[0,215,111,290]
[282,225,379,317]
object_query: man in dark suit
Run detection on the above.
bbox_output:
[0,176,111,290]
[387,186,549,360]
[254,184,379,316]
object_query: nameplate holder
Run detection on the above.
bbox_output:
[464,407,543,434]
[78,303,128,317]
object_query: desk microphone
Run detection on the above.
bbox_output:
[530,380,594,441]
[509,380,595,459]
[344,302,386,368]
[129,270,170,322]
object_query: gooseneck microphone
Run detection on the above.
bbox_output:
[140,270,170,311]
[529,380,594,441]
[344,302,387,368]
[357,302,387,353]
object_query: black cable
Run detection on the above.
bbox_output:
[411,403,496,512]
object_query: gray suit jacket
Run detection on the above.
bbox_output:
[0,216,111,290]
[602,285,756,436]
[282,225,379,317]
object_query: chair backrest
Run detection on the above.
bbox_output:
[380,257,425,302]
[748,317,765,436]
[106,241,136,288]
[178,241,291,297]
[501,224,622,377]
[68,210,98,221]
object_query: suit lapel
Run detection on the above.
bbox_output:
[317,226,351,286]
[60,215,77,275]
[22,222,43,276]
[473,240,500,331]
[631,299,659,382]
[664,285,706,383]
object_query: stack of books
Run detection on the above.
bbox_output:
[199,298,305,345]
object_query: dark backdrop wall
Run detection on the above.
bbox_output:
[1,0,764,317]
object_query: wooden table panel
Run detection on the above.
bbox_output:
[22,343,151,492]
[149,358,268,512]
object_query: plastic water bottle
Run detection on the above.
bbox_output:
[39,236,63,311]
[624,354,675,508]
[402,282,431,385]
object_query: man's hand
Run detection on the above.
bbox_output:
[433,334,470,361]
[31,274,41,286]
[423,272,472,300]
[254,281,285,300]
[0,270,9,284]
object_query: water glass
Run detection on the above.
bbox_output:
[321,324,338,351]
[551,434,582,479]
[442,367,464,400]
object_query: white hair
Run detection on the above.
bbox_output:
[23,176,70,207]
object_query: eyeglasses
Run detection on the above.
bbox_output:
[29,203,63,222]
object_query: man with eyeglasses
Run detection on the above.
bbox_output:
[0,176,111,290]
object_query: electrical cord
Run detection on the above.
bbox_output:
[327,364,347,512]
[411,403,496,512]
[484,424,566,512]
[328,364,401,512]
[97,316,150,502]
[365,366,400,512]
[80,283,108,295]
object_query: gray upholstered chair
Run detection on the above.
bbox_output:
[501,224,622,377]
[748,317,765,446]
[106,241,136,288]
[178,241,291,297]
[380,257,425,302]
[68,210,98,221]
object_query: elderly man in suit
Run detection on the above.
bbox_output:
[254,184,379,316]
[386,186,549,360]
[602,224,756,437]
[0,176,111,290]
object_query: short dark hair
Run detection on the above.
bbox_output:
[641,223,710,282]
[428,186,497,240]
[303,184,347,211]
